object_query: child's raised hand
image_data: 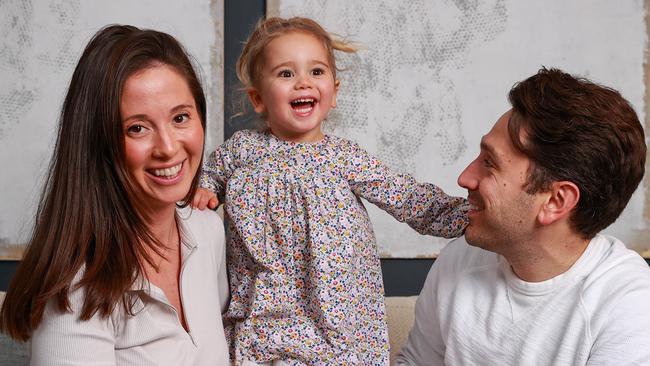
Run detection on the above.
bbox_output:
[192,187,219,210]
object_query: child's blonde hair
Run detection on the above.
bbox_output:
[237,16,357,90]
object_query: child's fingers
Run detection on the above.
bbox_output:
[199,194,212,210]
[191,194,203,209]
[192,191,209,210]
[208,196,219,209]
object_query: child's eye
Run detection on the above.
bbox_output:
[173,113,190,124]
[278,70,293,78]
[312,68,325,76]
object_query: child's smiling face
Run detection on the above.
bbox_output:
[248,31,339,143]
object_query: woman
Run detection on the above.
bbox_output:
[0,25,229,365]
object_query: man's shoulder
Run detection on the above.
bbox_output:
[581,234,650,306]
[585,235,650,282]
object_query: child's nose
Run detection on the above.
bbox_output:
[294,74,312,89]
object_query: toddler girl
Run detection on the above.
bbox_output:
[195,16,469,365]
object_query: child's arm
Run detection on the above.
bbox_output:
[345,141,469,238]
[196,135,239,210]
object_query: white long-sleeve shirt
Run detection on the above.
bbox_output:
[31,208,230,366]
[396,234,650,366]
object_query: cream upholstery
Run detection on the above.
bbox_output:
[385,296,417,363]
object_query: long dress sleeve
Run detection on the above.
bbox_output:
[344,141,469,238]
[200,132,240,203]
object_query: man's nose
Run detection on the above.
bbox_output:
[458,160,479,190]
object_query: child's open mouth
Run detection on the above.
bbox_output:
[290,98,316,115]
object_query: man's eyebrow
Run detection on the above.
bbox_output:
[480,137,501,164]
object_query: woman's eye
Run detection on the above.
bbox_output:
[127,124,144,134]
[173,113,189,123]
[279,70,293,78]
[312,68,325,76]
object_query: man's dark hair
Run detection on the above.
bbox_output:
[508,67,646,239]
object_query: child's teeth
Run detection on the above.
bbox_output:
[295,106,313,113]
[292,98,314,104]
[153,163,181,177]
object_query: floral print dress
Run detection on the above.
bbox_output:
[200,129,469,365]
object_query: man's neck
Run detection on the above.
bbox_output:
[505,230,591,283]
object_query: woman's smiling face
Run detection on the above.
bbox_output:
[121,64,204,213]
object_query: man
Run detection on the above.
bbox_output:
[396,68,650,365]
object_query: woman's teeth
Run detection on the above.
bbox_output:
[152,163,181,178]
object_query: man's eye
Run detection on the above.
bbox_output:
[279,70,293,78]
[483,159,493,168]
[173,113,189,123]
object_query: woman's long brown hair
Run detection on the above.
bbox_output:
[0,25,207,341]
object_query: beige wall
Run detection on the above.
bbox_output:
[642,0,650,258]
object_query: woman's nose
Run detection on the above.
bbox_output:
[153,126,178,158]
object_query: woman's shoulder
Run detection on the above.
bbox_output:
[177,207,225,256]
[177,207,223,236]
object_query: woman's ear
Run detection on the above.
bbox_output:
[247,88,265,114]
[537,181,580,226]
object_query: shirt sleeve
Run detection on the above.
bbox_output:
[586,275,650,366]
[345,141,469,238]
[31,289,116,366]
[394,259,446,365]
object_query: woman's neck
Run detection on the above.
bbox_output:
[146,205,178,245]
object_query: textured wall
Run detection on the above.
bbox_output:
[270,0,648,258]
[0,0,224,258]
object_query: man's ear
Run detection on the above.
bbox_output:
[331,80,340,109]
[537,181,580,226]
[247,88,265,114]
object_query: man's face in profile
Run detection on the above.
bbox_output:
[457,110,542,254]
